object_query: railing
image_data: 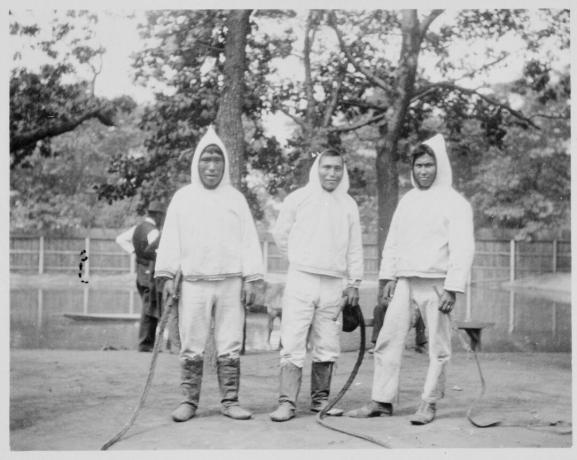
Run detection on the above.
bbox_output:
[10,234,571,282]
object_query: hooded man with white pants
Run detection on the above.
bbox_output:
[347,134,475,425]
[155,126,264,422]
[270,149,364,422]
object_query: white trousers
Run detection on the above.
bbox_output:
[178,278,244,361]
[280,270,344,368]
[372,277,451,404]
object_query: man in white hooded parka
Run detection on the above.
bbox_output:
[269,149,364,422]
[155,126,264,422]
[347,134,475,425]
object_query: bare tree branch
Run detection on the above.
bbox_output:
[277,106,306,129]
[453,53,510,82]
[419,9,444,38]
[303,11,316,122]
[411,82,540,129]
[321,66,345,128]
[329,112,387,133]
[529,112,570,120]
[340,98,387,112]
[327,11,390,92]
[11,106,116,153]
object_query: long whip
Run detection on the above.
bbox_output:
[100,271,182,450]
[315,306,391,448]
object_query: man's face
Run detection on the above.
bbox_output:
[412,153,437,190]
[198,145,225,189]
[318,155,344,192]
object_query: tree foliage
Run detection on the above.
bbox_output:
[9,11,122,168]
[96,10,295,217]
[9,9,571,240]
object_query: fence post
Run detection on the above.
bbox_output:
[552,240,558,273]
[130,253,136,275]
[85,237,90,279]
[509,240,516,282]
[38,236,44,274]
[262,239,269,274]
[465,272,472,321]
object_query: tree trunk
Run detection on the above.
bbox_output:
[376,10,422,251]
[376,125,399,253]
[208,10,252,369]
[215,9,252,189]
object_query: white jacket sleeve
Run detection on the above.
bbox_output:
[240,198,264,282]
[346,201,364,287]
[378,206,401,281]
[115,226,135,254]
[272,194,297,259]
[444,198,475,293]
[154,195,181,279]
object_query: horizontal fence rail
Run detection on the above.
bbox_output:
[10,233,571,283]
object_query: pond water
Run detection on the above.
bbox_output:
[10,283,571,353]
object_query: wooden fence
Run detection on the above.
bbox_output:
[10,233,571,282]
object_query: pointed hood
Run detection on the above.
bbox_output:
[411,133,453,189]
[190,125,231,188]
[306,151,350,194]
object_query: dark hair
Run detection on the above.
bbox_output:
[320,148,342,157]
[410,144,435,166]
[319,149,344,165]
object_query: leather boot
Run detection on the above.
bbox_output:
[310,361,343,416]
[410,400,436,425]
[171,357,203,422]
[270,362,302,422]
[217,357,252,420]
[345,400,393,418]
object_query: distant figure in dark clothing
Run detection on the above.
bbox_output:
[116,201,166,352]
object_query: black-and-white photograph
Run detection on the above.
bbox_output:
[4,0,573,456]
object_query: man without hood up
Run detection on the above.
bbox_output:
[347,134,475,425]
[270,149,364,422]
[155,126,264,422]
[115,200,166,352]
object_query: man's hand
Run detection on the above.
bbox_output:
[162,278,175,302]
[378,280,397,308]
[343,286,359,307]
[438,289,456,314]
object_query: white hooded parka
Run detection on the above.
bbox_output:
[378,134,475,293]
[273,153,364,286]
[155,127,263,282]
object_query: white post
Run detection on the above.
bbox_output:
[130,253,136,275]
[509,240,516,282]
[37,289,43,329]
[465,272,472,321]
[508,290,515,334]
[84,237,90,279]
[508,239,516,334]
[552,240,558,273]
[38,236,44,274]
[83,286,89,314]
[262,239,269,274]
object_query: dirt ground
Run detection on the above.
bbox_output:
[9,346,572,453]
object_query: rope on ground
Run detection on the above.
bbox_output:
[466,348,501,428]
[315,308,391,449]
[100,272,182,450]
